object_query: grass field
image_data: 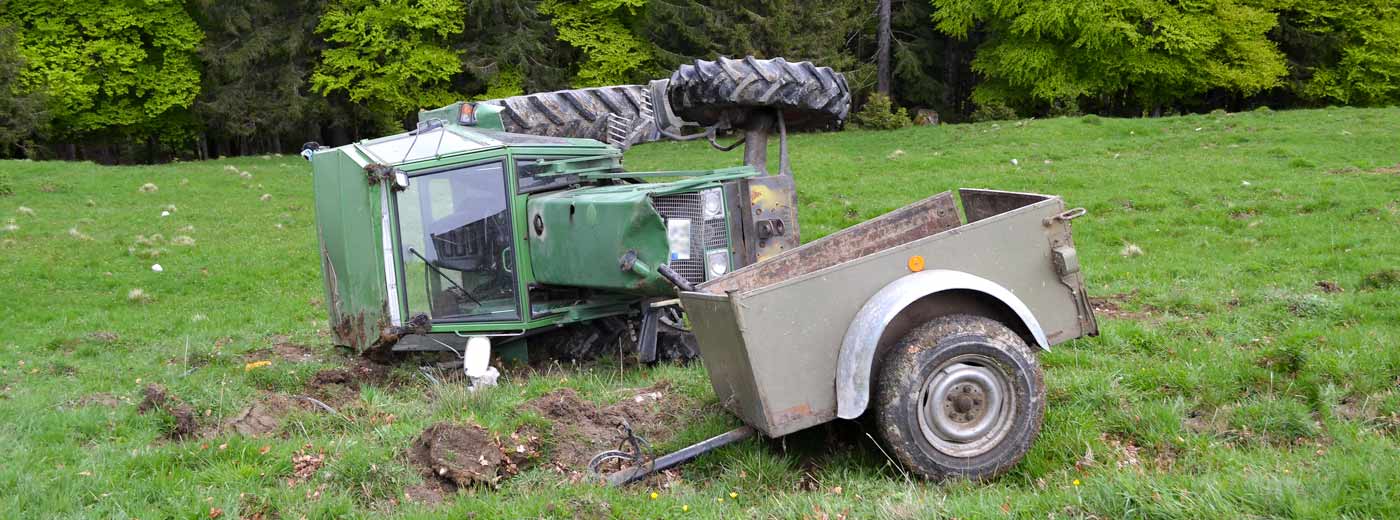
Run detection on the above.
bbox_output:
[2,106,1399,518]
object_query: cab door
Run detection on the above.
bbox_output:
[394,160,520,323]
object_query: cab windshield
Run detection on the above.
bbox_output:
[396,161,518,322]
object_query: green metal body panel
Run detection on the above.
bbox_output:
[528,185,673,295]
[415,102,507,132]
[311,148,391,350]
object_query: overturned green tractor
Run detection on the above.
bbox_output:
[305,57,850,366]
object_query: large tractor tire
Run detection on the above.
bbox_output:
[873,314,1045,481]
[667,56,851,130]
[479,84,662,145]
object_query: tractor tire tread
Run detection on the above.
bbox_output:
[480,85,658,144]
[667,56,850,130]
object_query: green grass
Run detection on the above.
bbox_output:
[3,106,1399,518]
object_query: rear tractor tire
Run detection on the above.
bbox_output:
[667,56,851,131]
[873,314,1045,481]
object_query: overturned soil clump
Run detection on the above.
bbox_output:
[1315,280,1343,294]
[307,359,394,406]
[525,381,689,471]
[138,384,199,439]
[1090,293,1159,321]
[410,422,540,490]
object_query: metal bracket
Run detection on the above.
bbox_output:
[755,219,786,239]
[638,305,660,363]
[1043,207,1086,226]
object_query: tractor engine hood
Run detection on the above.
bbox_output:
[526,180,744,297]
[529,183,701,296]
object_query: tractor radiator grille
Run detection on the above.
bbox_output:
[653,192,728,284]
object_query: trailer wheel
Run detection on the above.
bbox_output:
[873,314,1044,481]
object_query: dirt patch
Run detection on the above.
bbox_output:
[1101,433,1142,470]
[244,342,319,364]
[1228,209,1256,220]
[1090,293,1158,321]
[87,331,120,344]
[1315,280,1343,293]
[410,422,540,490]
[306,359,394,406]
[1330,164,1400,175]
[225,393,307,437]
[138,384,199,439]
[1360,269,1400,291]
[402,483,446,507]
[70,392,124,408]
[1335,393,1400,431]
[524,381,686,472]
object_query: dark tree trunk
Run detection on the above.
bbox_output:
[877,0,892,96]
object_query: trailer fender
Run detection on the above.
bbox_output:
[835,270,1049,420]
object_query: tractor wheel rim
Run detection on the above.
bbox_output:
[916,352,1015,458]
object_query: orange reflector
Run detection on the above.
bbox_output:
[907,255,925,272]
[459,102,477,125]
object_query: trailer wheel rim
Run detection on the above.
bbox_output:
[916,352,1015,458]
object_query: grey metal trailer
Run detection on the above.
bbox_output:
[599,189,1098,484]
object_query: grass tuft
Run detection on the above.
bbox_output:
[1359,269,1400,291]
[127,288,151,303]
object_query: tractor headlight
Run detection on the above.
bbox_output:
[701,188,723,220]
[706,250,729,278]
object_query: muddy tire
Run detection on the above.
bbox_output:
[667,56,851,130]
[873,314,1045,481]
[480,84,659,144]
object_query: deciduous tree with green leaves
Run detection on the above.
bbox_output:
[932,0,1288,114]
[1274,0,1400,106]
[311,0,465,131]
[539,0,656,87]
[3,0,202,149]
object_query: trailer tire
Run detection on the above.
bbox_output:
[667,56,850,130]
[873,314,1044,481]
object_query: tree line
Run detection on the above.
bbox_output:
[0,0,1396,163]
